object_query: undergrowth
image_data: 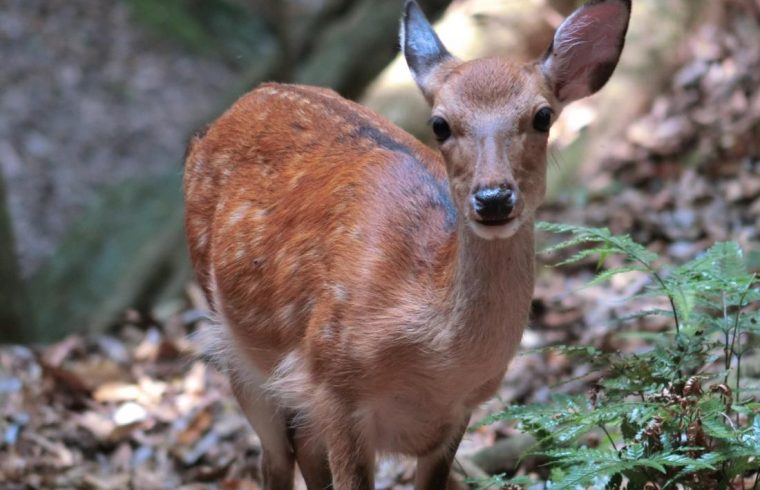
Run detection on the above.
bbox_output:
[475,222,760,490]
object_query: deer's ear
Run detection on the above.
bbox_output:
[541,0,631,104]
[401,0,455,102]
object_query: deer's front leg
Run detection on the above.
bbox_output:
[415,413,470,490]
[326,422,374,489]
[291,423,332,489]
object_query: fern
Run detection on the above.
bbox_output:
[477,223,760,489]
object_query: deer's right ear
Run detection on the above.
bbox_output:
[401,0,454,103]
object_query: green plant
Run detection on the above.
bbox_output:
[476,222,760,489]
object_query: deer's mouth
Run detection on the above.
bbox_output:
[469,214,523,240]
[475,217,514,227]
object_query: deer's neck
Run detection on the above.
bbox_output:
[442,220,535,350]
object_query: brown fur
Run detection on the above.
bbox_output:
[184,1,629,485]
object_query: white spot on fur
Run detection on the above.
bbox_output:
[220,166,233,182]
[196,230,208,250]
[351,225,363,241]
[290,170,306,187]
[251,227,265,248]
[214,153,232,168]
[301,297,315,317]
[332,283,348,302]
[321,321,337,342]
[228,202,252,228]
[274,248,289,266]
[202,174,213,190]
[191,154,205,173]
[192,217,209,249]
[300,248,319,262]
[278,302,296,325]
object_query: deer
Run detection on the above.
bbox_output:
[183,0,630,488]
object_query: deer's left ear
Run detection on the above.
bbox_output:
[541,0,631,104]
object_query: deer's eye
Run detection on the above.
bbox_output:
[533,107,553,133]
[430,116,451,142]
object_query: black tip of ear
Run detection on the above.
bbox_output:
[403,0,432,35]
[403,0,419,18]
[404,0,431,21]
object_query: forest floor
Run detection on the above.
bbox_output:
[2,6,760,490]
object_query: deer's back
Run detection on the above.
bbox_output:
[184,83,457,373]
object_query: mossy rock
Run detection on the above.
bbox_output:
[27,172,190,341]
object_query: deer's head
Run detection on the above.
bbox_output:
[402,0,631,239]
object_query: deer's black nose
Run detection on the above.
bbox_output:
[471,186,516,224]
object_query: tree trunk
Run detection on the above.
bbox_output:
[0,171,29,343]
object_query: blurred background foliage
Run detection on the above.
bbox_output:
[0,0,757,342]
[127,0,272,65]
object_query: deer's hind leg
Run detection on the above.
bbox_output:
[231,374,295,490]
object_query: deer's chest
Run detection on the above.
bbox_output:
[361,336,514,455]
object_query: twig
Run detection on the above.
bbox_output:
[725,276,754,399]
[599,424,618,452]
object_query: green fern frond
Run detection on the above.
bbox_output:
[473,223,760,490]
[584,265,649,287]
